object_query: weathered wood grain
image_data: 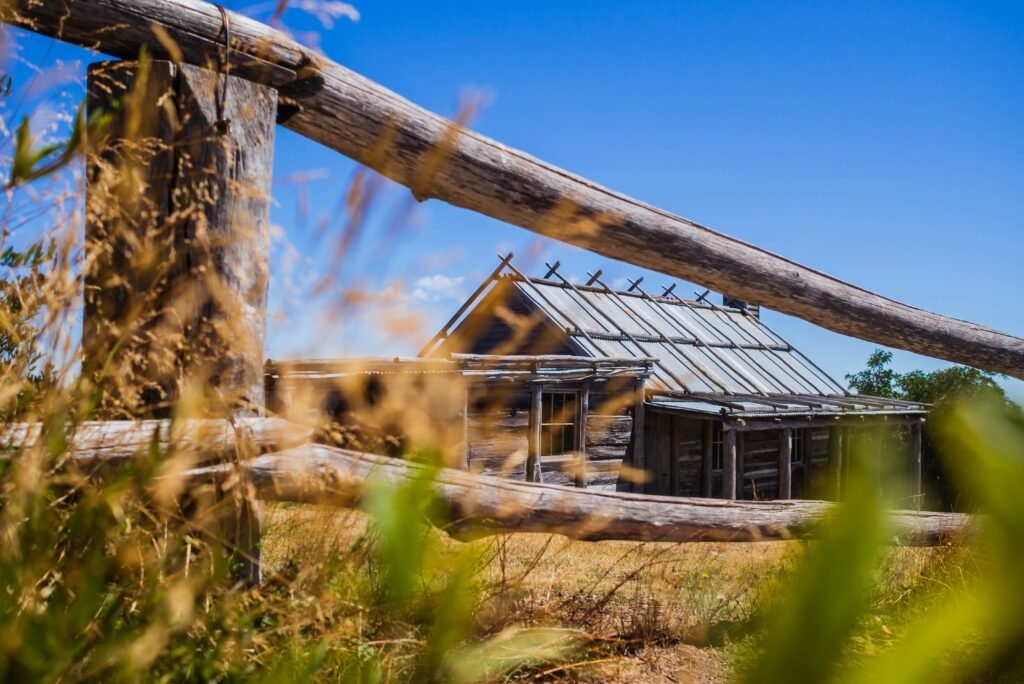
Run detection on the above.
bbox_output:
[189,443,975,545]
[7,0,1024,377]
[83,59,275,416]
[0,418,312,463]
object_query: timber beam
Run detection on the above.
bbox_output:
[184,442,976,546]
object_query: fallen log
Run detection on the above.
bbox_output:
[4,0,1024,378]
[1,418,313,464]
[189,443,975,546]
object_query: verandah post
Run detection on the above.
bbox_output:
[910,420,923,508]
[778,427,793,499]
[630,379,647,493]
[828,425,843,500]
[576,382,590,488]
[701,421,714,497]
[723,427,737,499]
[84,59,276,585]
[527,383,543,483]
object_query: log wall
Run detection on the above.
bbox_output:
[466,387,632,490]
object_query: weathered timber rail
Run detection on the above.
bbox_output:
[4,0,1024,378]
[0,419,973,545]
[186,441,973,546]
[0,418,312,462]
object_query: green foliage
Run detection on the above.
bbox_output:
[741,441,888,683]
[6,102,112,189]
[0,240,56,418]
[742,396,1024,683]
[846,349,1012,409]
[846,350,903,399]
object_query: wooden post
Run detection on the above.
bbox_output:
[84,60,275,418]
[84,60,275,585]
[631,381,646,493]
[701,421,714,498]
[723,427,737,499]
[736,431,746,500]
[669,416,680,496]
[527,384,543,483]
[459,387,470,470]
[827,425,843,501]
[576,382,589,488]
[778,428,793,500]
[910,420,923,508]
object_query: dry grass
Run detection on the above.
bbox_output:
[261,503,960,682]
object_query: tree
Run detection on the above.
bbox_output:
[845,349,901,399]
[846,348,1014,409]
[848,349,1020,513]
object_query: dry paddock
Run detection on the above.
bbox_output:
[260,503,959,683]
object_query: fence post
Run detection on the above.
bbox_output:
[84,59,276,584]
[83,59,275,417]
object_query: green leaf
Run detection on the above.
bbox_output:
[741,440,888,684]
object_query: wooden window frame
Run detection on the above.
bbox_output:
[711,422,724,471]
[791,428,807,466]
[540,390,580,458]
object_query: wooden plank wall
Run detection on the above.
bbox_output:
[465,388,632,490]
[643,412,837,500]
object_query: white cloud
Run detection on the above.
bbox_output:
[410,274,466,303]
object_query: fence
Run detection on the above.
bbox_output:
[0,0,1005,575]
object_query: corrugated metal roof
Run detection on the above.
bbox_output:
[507,274,846,397]
[422,257,929,416]
[646,394,927,418]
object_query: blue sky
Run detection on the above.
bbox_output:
[3,1,1023,400]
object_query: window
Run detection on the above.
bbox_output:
[791,429,806,464]
[540,391,579,457]
[711,423,724,470]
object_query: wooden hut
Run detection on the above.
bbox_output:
[417,256,928,502]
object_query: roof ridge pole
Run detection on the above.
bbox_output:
[545,269,694,391]
[586,273,733,394]
[417,252,514,357]
[695,292,847,395]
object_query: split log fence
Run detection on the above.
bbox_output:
[0,0,1012,578]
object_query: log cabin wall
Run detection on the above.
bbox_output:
[640,410,898,501]
[734,427,829,500]
[643,411,705,497]
[465,382,633,490]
